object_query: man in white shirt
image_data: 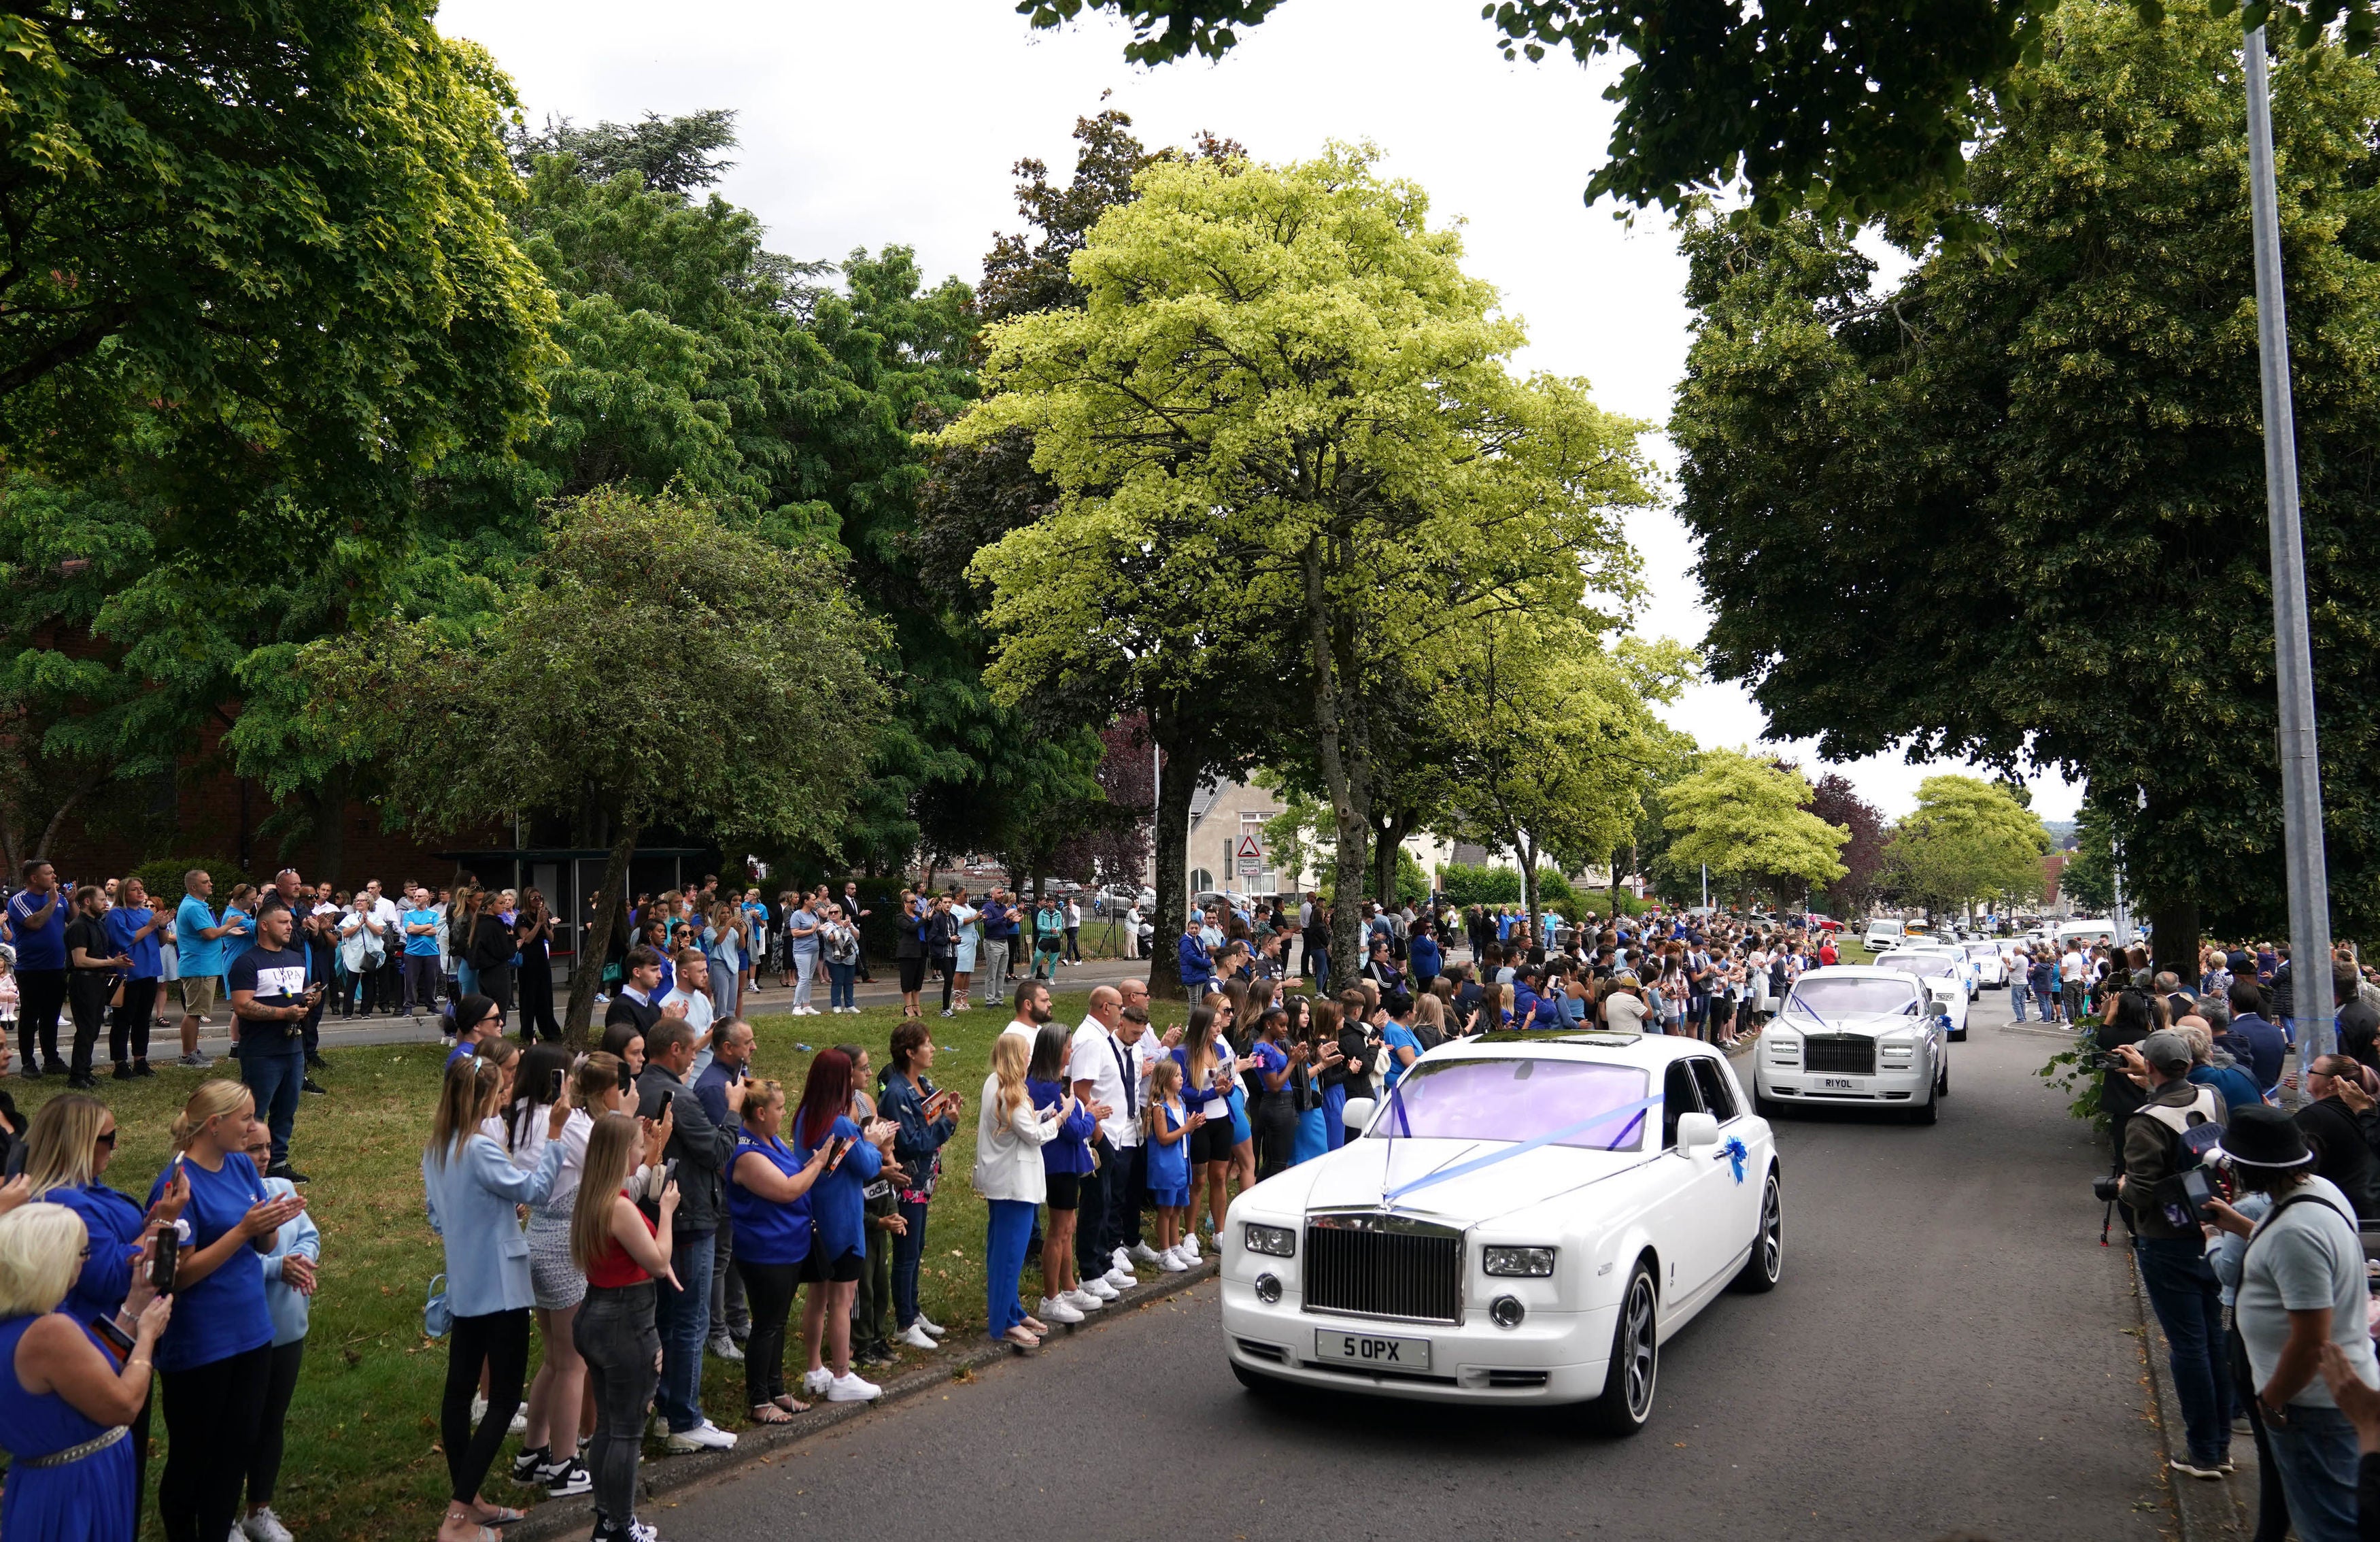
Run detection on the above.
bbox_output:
[665,949,719,1077]
[1067,987,1139,1294]
[2061,940,2088,1022]
[365,879,403,1015]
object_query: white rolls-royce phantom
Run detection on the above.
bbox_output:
[1219,1031,1780,1435]
[1754,965,1952,1122]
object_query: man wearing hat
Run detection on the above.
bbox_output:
[2117,1028,2232,1479]
[2207,1103,2377,1539]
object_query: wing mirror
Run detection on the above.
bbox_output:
[1678,1111,1720,1153]
[1342,1097,1376,1133]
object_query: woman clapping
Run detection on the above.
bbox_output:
[726,1079,830,1425]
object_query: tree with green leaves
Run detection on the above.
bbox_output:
[946,145,1648,984]
[1669,2,2380,973]
[1882,774,2052,920]
[1661,750,1849,899]
[285,488,883,1040]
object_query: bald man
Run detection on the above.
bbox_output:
[1068,985,1140,1292]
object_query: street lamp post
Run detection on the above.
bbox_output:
[2243,27,2335,1057]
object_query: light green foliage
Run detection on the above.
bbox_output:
[948,145,1650,976]
[1884,774,2052,917]
[1661,749,1850,888]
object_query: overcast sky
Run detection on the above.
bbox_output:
[439,0,2083,823]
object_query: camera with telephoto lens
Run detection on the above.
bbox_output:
[2092,1175,2123,1202]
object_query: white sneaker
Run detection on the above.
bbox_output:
[826,1372,881,1402]
[916,1315,948,1338]
[663,1420,736,1453]
[1102,1265,1136,1290]
[1081,1275,1119,1301]
[900,1322,938,1350]
[1038,1294,1085,1324]
[508,1405,528,1436]
[243,1511,295,1542]
[803,1366,833,1395]
[1129,1241,1163,1265]
[1063,1288,1104,1311]
[1111,1245,1134,1273]
[625,1519,660,1542]
[469,1392,488,1424]
[1180,1234,1202,1260]
[1158,1247,1190,1272]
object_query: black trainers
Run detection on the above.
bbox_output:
[301,1077,326,1095]
[539,1456,593,1497]
[510,1446,549,1484]
[111,1064,135,1082]
[265,1164,309,1184]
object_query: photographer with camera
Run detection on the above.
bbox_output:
[2111,1028,2233,1479]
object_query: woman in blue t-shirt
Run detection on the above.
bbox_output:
[146,1082,304,1542]
[1025,1026,1100,1324]
[1247,1005,1305,1181]
[218,886,257,975]
[789,1051,892,1405]
[726,1079,830,1426]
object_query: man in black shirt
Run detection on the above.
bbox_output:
[231,899,321,1181]
[605,945,667,1038]
[2300,1056,2380,1220]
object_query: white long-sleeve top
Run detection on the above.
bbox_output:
[971,1072,1064,1204]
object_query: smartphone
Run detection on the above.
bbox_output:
[662,1157,679,1189]
[658,1088,675,1118]
[2181,1167,2217,1224]
[547,1067,565,1104]
[150,1228,179,1294]
[616,1060,634,1096]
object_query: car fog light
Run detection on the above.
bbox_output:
[1254,1273,1282,1305]
[1489,1294,1525,1329]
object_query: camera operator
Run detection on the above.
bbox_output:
[2112,1029,2233,1479]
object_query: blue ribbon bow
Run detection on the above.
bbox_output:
[1720,1135,1748,1184]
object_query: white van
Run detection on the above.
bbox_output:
[1863,918,1906,951]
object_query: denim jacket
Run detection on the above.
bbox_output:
[881,1073,957,1177]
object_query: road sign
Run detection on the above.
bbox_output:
[1236,832,1262,860]
[1238,856,1261,875]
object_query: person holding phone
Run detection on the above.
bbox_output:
[880,1020,959,1349]
[235,1119,319,1542]
[148,1082,306,1542]
[63,886,128,1091]
[633,1018,741,1454]
[570,1112,680,1542]
[788,1050,893,1401]
[228,901,321,1184]
[422,1056,573,1542]
[726,1079,831,1424]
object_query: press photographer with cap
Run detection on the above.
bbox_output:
[2112,1028,2232,1480]
[2206,1103,2379,1541]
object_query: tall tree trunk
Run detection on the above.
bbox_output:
[1149,725,1199,1000]
[1611,845,1627,918]
[1520,832,1542,957]
[2149,896,2200,995]
[1302,539,1369,989]
[565,818,640,1046]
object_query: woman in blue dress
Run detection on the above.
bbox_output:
[0,1203,171,1542]
[1287,996,1333,1165]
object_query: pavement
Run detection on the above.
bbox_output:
[617,988,2177,1542]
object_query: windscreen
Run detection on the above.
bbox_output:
[1876,954,1957,978]
[1367,1058,1651,1152]
[1786,977,1920,1018]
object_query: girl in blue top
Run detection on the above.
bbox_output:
[726,1079,831,1426]
[218,887,257,973]
[146,1082,305,1542]
[0,1204,175,1542]
[1142,1059,1200,1271]
[789,1051,894,1405]
[1025,1026,1101,1322]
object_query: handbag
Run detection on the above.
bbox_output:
[423,1273,452,1338]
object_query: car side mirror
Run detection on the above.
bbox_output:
[1342,1097,1376,1133]
[1678,1111,1720,1152]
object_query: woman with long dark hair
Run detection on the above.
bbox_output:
[789,1050,894,1403]
[513,891,559,1043]
[1174,1005,1237,1260]
[879,1020,959,1348]
[1247,1005,1306,1181]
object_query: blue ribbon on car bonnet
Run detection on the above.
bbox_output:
[1380,1095,1665,1207]
[1720,1135,1748,1184]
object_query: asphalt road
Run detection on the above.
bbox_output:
[648,990,2171,1542]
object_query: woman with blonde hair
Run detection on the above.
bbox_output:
[421,1056,572,1542]
[972,1033,1071,1350]
[146,1082,303,1542]
[0,1203,172,1541]
[571,1111,678,1542]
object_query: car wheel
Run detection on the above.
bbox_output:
[1753,1089,1786,1120]
[1937,1059,1950,1099]
[1731,1172,1783,1294]
[1909,1086,1939,1124]
[1230,1360,1287,1397]
[1582,1258,1659,1437]
[1951,1021,1968,1041]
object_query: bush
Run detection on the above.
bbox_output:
[129,856,252,908]
[1439,862,1581,914]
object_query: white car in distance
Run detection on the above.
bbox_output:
[1903,939,1982,1001]
[1868,950,1973,1038]
[1754,967,1952,1124]
[1219,1032,1781,1434]
[1960,941,2009,988]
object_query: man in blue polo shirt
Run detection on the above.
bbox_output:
[979,890,1015,1007]
[6,860,67,1076]
[1408,922,1443,992]
[400,886,443,1018]
[103,877,168,1079]
[1378,991,1423,1089]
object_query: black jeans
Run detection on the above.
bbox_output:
[1074,1148,1108,1279]
[245,1338,304,1508]
[1253,1092,1299,1181]
[160,1344,271,1542]
[442,1308,530,1505]
[574,1283,659,1527]
[518,959,561,1040]
[478,962,513,1026]
[16,966,64,1069]
[404,954,441,1014]
[112,976,158,1065]
[734,1258,799,1407]
[1100,1142,1146,1258]
[67,968,112,1078]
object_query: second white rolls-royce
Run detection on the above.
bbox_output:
[1219,1031,1780,1435]
[1754,965,1952,1122]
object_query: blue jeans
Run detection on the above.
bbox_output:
[654,1227,715,1432]
[2009,979,2029,1022]
[1307,946,1329,994]
[985,1199,1033,1338]
[828,960,855,1011]
[891,1197,929,1327]
[2266,1402,2362,1542]
[239,1047,304,1169]
[2133,1237,2231,1466]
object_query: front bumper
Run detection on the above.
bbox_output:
[1756,1059,1932,1103]
[1219,1277,1616,1404]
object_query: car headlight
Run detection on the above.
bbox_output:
[1482,1246,1557,1277]
[1242,1222,1296,1258]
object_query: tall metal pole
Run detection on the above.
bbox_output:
[2245,29,2335,1058]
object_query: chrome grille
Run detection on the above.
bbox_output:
[1803,1035,1876,1075]
[1303,1213,1462,1324]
